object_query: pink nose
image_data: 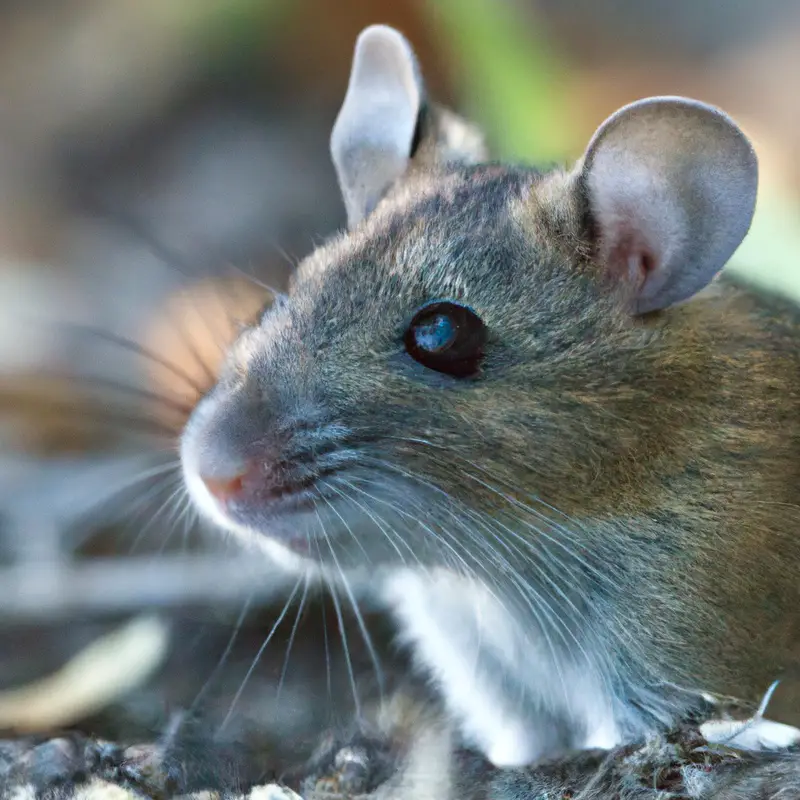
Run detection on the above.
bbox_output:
[200,471,247,503]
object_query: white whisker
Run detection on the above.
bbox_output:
[314,503,362,718]
[322,476,411,565]
[217,577,303,734]
[189,592,254,717]
[276,574,311,703]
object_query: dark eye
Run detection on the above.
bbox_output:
[404,301,486,377]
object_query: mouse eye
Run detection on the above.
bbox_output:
[404,301,486,377]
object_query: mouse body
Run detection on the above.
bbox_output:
[180,25,800,767]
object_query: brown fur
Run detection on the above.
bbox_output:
[179,26,800,782]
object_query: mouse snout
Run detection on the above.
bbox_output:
[182,394,348,538]
[199,470,247,503]
[184,392,289,510]
[195,450,285,509]
[191,438,253,505]
[189,424,310,520]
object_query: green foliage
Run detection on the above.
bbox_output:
[168,0,292,73]
[420,0,578,165]
[729,187,800,302]
[422,0,800,299]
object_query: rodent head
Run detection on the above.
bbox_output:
[180,25,758,576]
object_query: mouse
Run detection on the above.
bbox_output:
[179,24,800,768]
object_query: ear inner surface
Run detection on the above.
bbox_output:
[330,25,423,228]
[578,96,758,313]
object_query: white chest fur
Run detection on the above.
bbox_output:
[379,568,622,767]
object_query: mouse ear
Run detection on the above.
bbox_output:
[331,25,424,228]
[577,97,758,314]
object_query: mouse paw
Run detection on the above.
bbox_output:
[311,745,372,796]
[295,730,395,798]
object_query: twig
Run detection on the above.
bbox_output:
[0,555,293,621]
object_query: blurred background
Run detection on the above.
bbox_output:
[0,0,799,775]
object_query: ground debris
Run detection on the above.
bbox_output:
[10,690,800,800]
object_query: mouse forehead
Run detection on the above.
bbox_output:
[220,163,618,418]
[289,167,545,326]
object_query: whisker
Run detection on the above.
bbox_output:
[316,488,371,562]
[314,503,361,719]
[456,506,613,701]
[58,323,208,396]
[185,497,200,548]
[352,456,618,705]
[67,375,196,416]
[390,436,620,564]
[224,262,286,305]
[0,386,181,438]
[462,470,617,586]
[77,196,200,281]
[59,455,182,550]
[124,475,185,554]
[276,574,311,703]
[324,476,413,565]
[370,490,576,713]
[189,592,255,717]
[159,487,195,555]
[71,459,178,537]
[356,457,493,580]
[217,577,303,734]
[155,482,194,555]
[158,294,220,388]
[328,547,385,700]
[383,437,619,591]
[71,190,261,381]
[348,473,485,584]
[320,579,333,703]
[413,506,582,705]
